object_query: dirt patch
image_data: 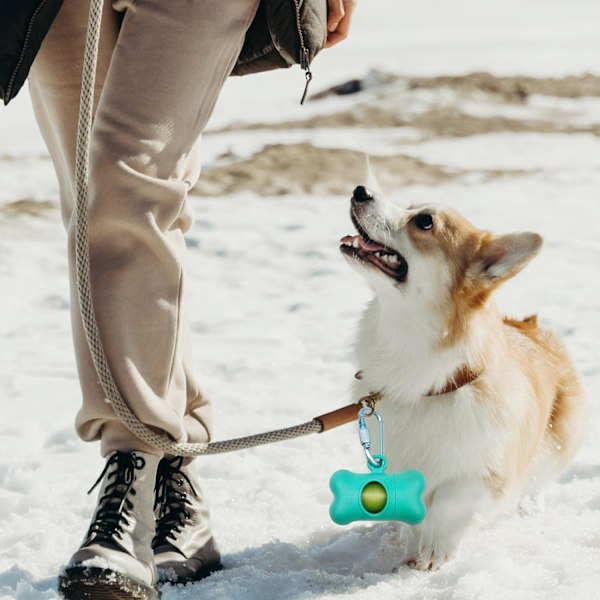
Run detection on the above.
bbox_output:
[0,199,57,218]
[410,109,597,137]
[311,70,600,102]
[193,143,453,196]
[211,106,598,138]
[212,71,600,137]
[212,105,406,132]
[407,72,600,101]
[192,142,529,196]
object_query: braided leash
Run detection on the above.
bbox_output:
[74,0,367,457]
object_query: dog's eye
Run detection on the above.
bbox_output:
[414,214,434,231]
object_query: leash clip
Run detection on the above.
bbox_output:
[357,407,384,468]
[359,391,381,412]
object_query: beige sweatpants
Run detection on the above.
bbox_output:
[28,0,260,456]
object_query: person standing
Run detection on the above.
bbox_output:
[25,0,357,597]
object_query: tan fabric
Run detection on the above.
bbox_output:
[28,0,260,456]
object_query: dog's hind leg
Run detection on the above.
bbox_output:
[524,367,587,499]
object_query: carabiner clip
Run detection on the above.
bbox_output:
[357,407,384,468]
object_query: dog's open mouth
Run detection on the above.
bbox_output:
[340,213,408,282]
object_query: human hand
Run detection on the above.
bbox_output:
[325,0,357,48]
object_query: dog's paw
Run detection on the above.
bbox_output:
[518,493,546,516]
[403,548,453,571]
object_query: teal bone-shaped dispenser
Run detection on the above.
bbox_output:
[329,407,427,525]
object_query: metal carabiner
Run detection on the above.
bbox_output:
[357,406,384,468]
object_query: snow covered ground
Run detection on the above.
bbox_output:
[1,1,600,598]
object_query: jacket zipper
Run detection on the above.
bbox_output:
[6,0,50,102]
[292,0,313,104]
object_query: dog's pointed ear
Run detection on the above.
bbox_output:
[471,232,543,284]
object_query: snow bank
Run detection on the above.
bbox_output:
[1,0,599,598]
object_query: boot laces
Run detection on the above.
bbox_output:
[153,456,197,548]
[83,451,146,547]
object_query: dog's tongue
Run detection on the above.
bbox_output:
[341,234,389,252]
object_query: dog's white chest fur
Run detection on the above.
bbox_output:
[353,299,503,491]
[376,393,501,491]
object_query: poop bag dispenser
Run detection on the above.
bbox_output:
[329,407,427,526]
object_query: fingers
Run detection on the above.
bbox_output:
[325,0,357,49]
[327,0,345,35]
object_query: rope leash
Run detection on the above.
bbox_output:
[74,0,374,456]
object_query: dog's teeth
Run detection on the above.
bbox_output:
[375,252,381,258]
[352,239,360,248]
[389,255,398,263]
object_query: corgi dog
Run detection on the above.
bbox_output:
[341,186,586,571]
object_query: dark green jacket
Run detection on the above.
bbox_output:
[0,0,64,105]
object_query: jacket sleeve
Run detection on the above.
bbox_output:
[0,0,64,106]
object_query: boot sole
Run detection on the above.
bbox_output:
[58,566,161,600]
[157,561,223,585]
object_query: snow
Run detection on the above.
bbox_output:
[1,0,600,598]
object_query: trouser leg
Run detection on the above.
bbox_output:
[29,0,259,455]
[28,0,120,228]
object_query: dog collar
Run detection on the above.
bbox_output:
[426,365,482,396]
[354,366,481,397]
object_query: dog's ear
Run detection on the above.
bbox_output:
[470,232,543,284]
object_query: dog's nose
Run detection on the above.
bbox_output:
[352,186,374,203]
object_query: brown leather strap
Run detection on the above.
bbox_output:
[315,402,363,432]
[315,392,382,432]
[426,365,481,396]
